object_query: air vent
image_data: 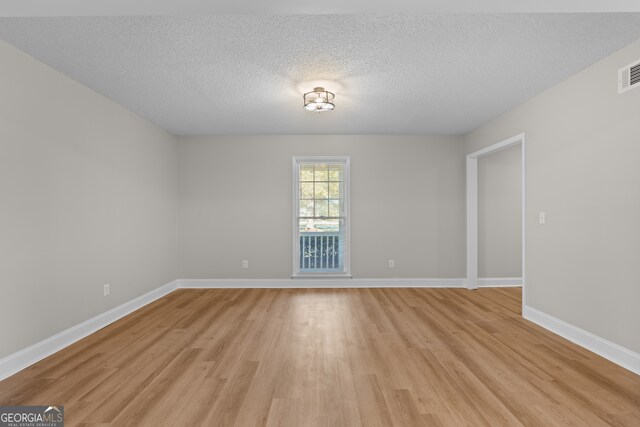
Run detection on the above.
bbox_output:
[632,64,640,86]
[618,59,640,94]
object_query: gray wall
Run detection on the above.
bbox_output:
[465,39,640,353]
[5,31,638,363]
[478,145,522,278]
[0,40,178,359]
[178,135,466,279]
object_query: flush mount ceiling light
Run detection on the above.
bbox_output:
[303,87,335,112]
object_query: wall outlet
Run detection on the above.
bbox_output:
[103,283,110,296]
[388,259,395,268]
[539,211,546,225]
[242,260,249,269]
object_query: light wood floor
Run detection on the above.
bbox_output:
[1,287,639,426]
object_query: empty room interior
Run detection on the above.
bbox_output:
[1,1,640,426]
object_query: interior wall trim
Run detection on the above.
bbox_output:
[0,280,178,381]
[477,277,522,287]
[178,278,467,289]
[7,280,636,381]
[523,305,640,375]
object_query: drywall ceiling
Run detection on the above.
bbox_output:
[1,1,639,16]
[1,14,640,135]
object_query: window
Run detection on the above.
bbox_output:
[292,157,350,277]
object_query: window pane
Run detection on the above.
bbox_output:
[314,182,329,199]
[328,166,342,181]
[299,218,312,232]
[299,218,341,233]
[300,182,314,199]
[300,200,314,217]
[314,165,328,181]
[328,182,341,198]
[299,218,344,272]
[315,199,329,217]
[300,165,314,181]
[329,199,341,217]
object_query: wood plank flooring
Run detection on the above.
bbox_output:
[1,287,639,426]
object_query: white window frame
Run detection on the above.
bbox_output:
[292,156,351,278]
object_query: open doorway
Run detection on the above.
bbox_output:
[466,133,525,312]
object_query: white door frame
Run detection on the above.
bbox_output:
[466,133,526,310]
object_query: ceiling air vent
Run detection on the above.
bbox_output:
[618,59,640,94]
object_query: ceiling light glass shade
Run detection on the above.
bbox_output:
[304,87,335,112]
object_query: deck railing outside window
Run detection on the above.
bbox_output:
[300,232,342,272]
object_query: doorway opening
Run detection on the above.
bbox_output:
[466,133,526,313]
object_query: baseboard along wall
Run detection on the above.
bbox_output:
[178,278,467,289]
[2,278,637,381]
[523,305,640,376]
[177,278,521,289]
[0,280,178,381]
[477,277,522,287]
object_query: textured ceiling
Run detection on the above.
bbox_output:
[1,14,640,135]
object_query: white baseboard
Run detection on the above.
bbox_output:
[178,278,466,289]
[5,280,637,381]
[477,277,522,287]
[0,277,465,380]
[523,305,640,376]
[0,280,178,381]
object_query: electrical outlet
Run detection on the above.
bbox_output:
[539,211,546,225]
[242,260,249,269]
[388,259,395,268]
[103,283,110,296]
